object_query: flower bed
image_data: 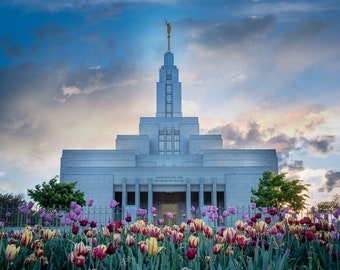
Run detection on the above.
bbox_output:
[0,202,339,269]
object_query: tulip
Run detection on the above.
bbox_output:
[138,241,148,253]
[87,198,94,206]
[213,243,224,255]
[185,247,197,260]
[21,229,33,247]
[5,244,20,261]
[79,219,88,226]
[72,224,80,235]
[146,237,160,256]
[42,229,54,241]
[236,235,249,248]
[224,227,237,244]
[74,242,91,257]
[204,225,213,238]
[113,233,121,244]
[106,241,119,255]
[268,207,278,216]
[101,226,111,238]
[194,219,205,232]
[256,221,268,236]
[109,199,119,209]
[90,221,97,228]
[92,244,107,260]
[126,235,135,247]
[306,230,316,241]
[158,218,164,225]
[225,245,234,256]
[188,235,199,248]
[125,211,132,223]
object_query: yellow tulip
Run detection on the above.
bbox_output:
[5,244,20,261]
[21,229,33,247]
[146,237,161,256]
[42,228,54,241]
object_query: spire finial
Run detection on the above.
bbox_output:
[165,20,171,52]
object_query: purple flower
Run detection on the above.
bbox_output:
[242,212,249,220]
[136,208,147,216]
[190,206,196,213]
[250,203,256,210]
[110,199,119,209]
[158,218,164,225]
[228,206,237,215]
[150,207,157,213]
[262,207,268,214]
[125,211,132,222]
[87,198,94,207]
[39,210,45,218]
[219,215,224,223]
[201,210,206,217]
[70,201,77,209]
[223,210,230,217]
[65,217,71,225]
[74,205,82,215]
[167,212,173,219]
[5,212,11,217]
[27,201,34,209]
[44,213,52,222]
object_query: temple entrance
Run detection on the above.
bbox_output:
[153,192,186,224]
[161,203,178,225]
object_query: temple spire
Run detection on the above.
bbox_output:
[166,21,171,52]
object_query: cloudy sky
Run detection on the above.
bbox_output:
[0,0,339,206]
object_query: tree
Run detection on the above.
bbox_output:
[317,194,340,213]
[27,176,86,210]
[0,192,26,207]
[251,171,310,213]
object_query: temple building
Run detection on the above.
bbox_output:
[60,24,278,224]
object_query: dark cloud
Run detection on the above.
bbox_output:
[60,59,138,99]
[85,4,124,24]
[319,170,340,193]
[31,21,67,40]
[283,21,328,46]
[306,135,335,154]
[182,14,276,49]
[206,119,336,166]
[282,160,305,171]
[0,34,25,58]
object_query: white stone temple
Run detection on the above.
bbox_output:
[60,24,278,224]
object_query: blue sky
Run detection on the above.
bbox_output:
[0,0,339,206]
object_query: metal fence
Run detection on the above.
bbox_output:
[0,204,122,228]
[1,203,285,229]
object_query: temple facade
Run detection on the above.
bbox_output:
[60,28,278,224]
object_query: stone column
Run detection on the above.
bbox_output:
[135,179,140,209]
[122,178,127,219]
[148,179,153,222]
[186,179,191,220]
[199,178,204,216]
[224,180,228,209]
[212,179,217,207]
